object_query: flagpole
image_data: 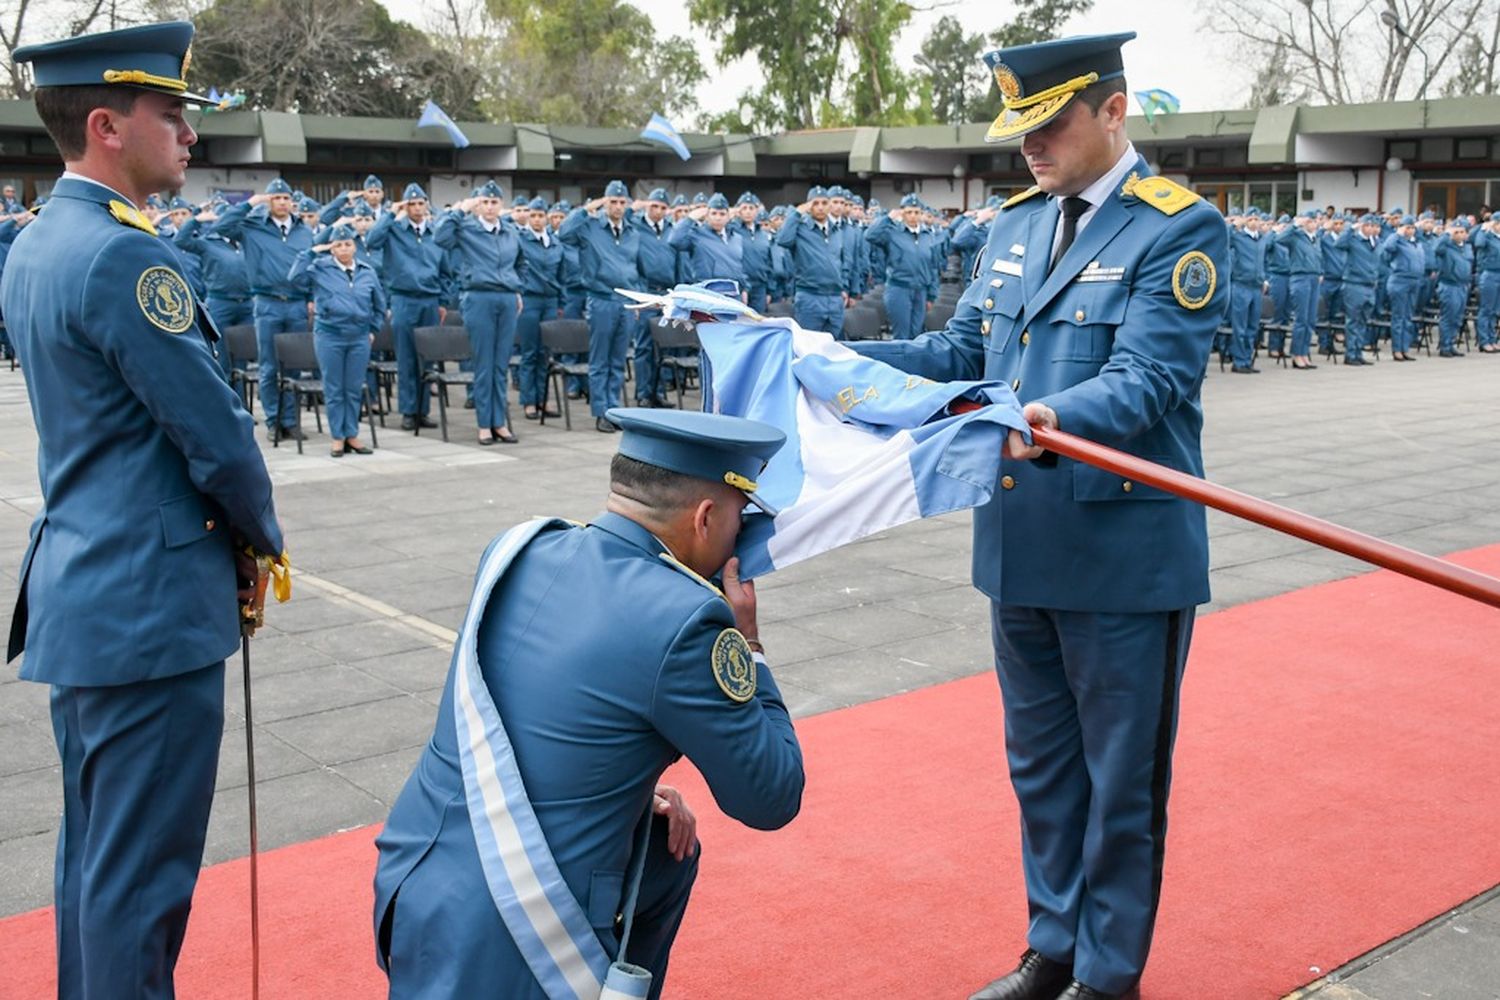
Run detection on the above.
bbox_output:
[1028,426,1500,611]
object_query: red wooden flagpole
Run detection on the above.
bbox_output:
[1029,425,1500,611]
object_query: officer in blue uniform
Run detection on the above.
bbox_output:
[558,179,647,432]
[289,223,384,455]
[517,196,565,421]
[866,193,942,340]
[1335,214,1382,365]
[1318,214,1347,355]
[668,192,747,292]
[1226,208,1268,372]
[1274,210,1323,369]
[1381,215,1425,362]
[373,408,804,1000]
[212,177,314,436]
[731,191,774,313]
[775,185,851,337]
[1434,220,1474,357]
[1264,214,1291,356]
[435,180,526,444]
[1472,216,1500,352]
[853,33,1225,1000]
[175,198,252,338]
[2,22,284,999]
[630,187,678,408]
[367,182,445,430]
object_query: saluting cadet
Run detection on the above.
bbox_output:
[1434,220,1474,357]
[1336,214,1382,365]
[766,206,793,302]
[865,194,941,340]
[175,199,252,339]
[373,409,804,1000]
[158,195,205,298]
[1264,214,1292,356]
[434,180,526,444]
[1381,215,1425,362]
[1417,213,1440,314]
[1274,210,1323,369]
[854,33,1226,1000]
[319,175,389,229]
[1471,217,1500,352]
[1318,215,1347,354]
[1227,208,1268,372]
[516,196,565,421]
[211,177,314,438]
[775,185,852,337]
[550,199,588,398]
[3,22,283,998]
[366,182,444,430]
[631,187,679,409]
[289,223,383,455]
[558,179,647,432]
[731,191,774,313]
[951,197,1001,280]
[668,192,747,293]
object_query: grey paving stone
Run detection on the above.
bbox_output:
[203,768,387,863]
[771,647,970,709]
[214,726,319,793]
[1342,917,1500,1000]
[264,695,437,766]
[0,719,58,777]
[0,678,51,725]
[259,595,374,635]
[298,619,440,664]
[239,663,406,724]
[351,646,452,694]
[785,603,953,647]
[335,745,425,808]
[0,828,58,917]
[0,765,59,842]
[234,631,340,679]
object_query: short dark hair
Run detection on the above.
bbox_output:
[1078,77,1127,114]
[609,454,709,514]
[33,85,142,160]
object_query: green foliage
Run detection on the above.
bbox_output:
[914,14,988,124]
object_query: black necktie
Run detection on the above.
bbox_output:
[1051,196,1090,272]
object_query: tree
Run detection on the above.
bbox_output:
[1247,41,1306,107]
[1,0,164,97]
[1442,2,1500,94]
[914,14,987,124]
[973,0,1095,122]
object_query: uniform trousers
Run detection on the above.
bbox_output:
[562,289,587,394]
[384,812,697,1000]
[991,603,1194,995]
[389,292,439,417]
[1386,277,1420,354]
[461,290,520,429]
[314,332,372,440]
[793,291,845,340]
[51,663,224,1000]
[883,284,927,341]
[517,293,558,407]
[1267,274,1291,325]
[1318,278,1342,350]
[1228,281,1262,368]
[633,303,667,404]
[1341,282,1374,362]
[1478,272,1500,347]
[746,284,769,315]
[252,295,306,427]
[584,296,634,417]
[1437,283,1467,351]
[1288,274,1320,356]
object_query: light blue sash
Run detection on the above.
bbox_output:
[453,518,651,1000]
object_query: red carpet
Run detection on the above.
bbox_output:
[7,545,1500,1000]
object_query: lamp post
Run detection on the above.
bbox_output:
[1381,9,1432,99]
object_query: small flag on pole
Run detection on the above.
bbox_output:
[640,113,691,161]
[417,99,471,149]
[1134,88,1181,124]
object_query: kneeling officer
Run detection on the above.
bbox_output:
[374,408,806,1000]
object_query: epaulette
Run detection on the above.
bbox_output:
[108,199,158,236]
[1002,186,1044,210]
[1121,174,1200,216]
[658,552,725,599]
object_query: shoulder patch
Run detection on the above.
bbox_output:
[1002,186,1044,210]
[658,552,725,599]
[1128,177,1201,216]
[711,628,757,703]
[136,266,195,333]
[109,199,158,236]
[1172,251,1217,310]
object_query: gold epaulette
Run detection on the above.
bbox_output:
[1124,176,1200,217]
[658,552,725,599]
[109,199,158,236]
[1002,186,1044,210]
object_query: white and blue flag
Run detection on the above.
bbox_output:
[418,99,471,149]
[640,113,691,161]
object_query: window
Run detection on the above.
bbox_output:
[1248,183,1275,214]
[1456,137,1491,161]
[1419,137,1453,162]
[1195,147,1223,167]
[1387,139,1418,161]
[27,135,57,156]
[1160,150,1186,169]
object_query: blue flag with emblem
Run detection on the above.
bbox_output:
[639,113,691,162]
[1134,88,1180,123]
[418,99,471,149]
[616,285,1031,579]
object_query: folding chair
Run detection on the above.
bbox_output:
[367,320,399,424]
[924,302,956,332]
[413,325,474,442]
[539,319,592,430]
[223,324,259,411]
[843,307,882,342]
[648,317,702,410]
[272,332,323,455]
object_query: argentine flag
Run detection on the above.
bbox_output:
[417,99,471,149]
[640,113,691,161]
[688,309,1029,578]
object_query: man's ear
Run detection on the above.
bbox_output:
[86,107,126,153]
[691,496,716,540]
[1103,90,1129,130]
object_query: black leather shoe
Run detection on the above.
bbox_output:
[1055,979,1139,1000]
[595,416,618,433]
[401,415,417,430]
[1230,365,1260,374]
[279,423,305,441]
[648,396,676,408]
[968,949,1073,1000]
[464,398,476,408]
[1344,356,1367,365]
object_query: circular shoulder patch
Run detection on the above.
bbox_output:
[136,266,194,333]
[1171,251,1216,310]
[711,628,757,704]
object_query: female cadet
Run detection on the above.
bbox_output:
[434,180,527,444]
[516,196,565,421]
[289,223,384,457]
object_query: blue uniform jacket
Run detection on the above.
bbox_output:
[1380,234,1425,282]
[1435,236,1474,287]
[1336,229,1381,285]
[729,220,774,290]
[1227,226,1267,284]
[557,210,644,298]
[517,227,565,297]
[1274,226,1323,275]
[853,161,1226,612]
[209,201,312,299]
[373,512,804,989]
[434,212,526,293]
[865,214,941,300]
[1473,227,1500,273]
[365,213,445,297]
[174,217,251,301]
[630,214,678,291]
[289,251,387,339]
[667,219,747,289]
[1265,236,1290,275]
[1,177,281,683]
[774,211,849,295]
[1320,231,1348,280]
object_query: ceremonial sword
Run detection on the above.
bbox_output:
[240,556,273,1000]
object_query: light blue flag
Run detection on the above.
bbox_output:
[622,285,1029,578]
[640,113,691,162]
[418,99,471,149]
[1134,88,1181,123]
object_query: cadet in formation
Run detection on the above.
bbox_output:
[516,196,565,420]
[367,183,445,430]
[865,193,943,340]
[776,185,853,338]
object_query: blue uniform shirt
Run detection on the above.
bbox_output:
[557,210,644,298]
[289,251,387,339]
[1336,228,1381,285]
[1473,227,1500,273]
[434,211,526,293]
[865,214,942,300]
[774,211,849,295]
[365,212,445,297]
[517,226,565,297]
[1227,225,1267,284]
[728,219,774,290]
[630,212,678,291]
[174,217,250,301]
[1380,233,1425,281]
[209,201,312,298]
[1320,230,1348,279]
[667,218,747,289]
[1274,225,1323,275]
[1435,235,1474,287]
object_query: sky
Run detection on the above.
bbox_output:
[377,0,1251,123]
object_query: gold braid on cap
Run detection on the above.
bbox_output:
[723,471,758,493]
[1002,71,1099,111]
[102,69,188,92]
